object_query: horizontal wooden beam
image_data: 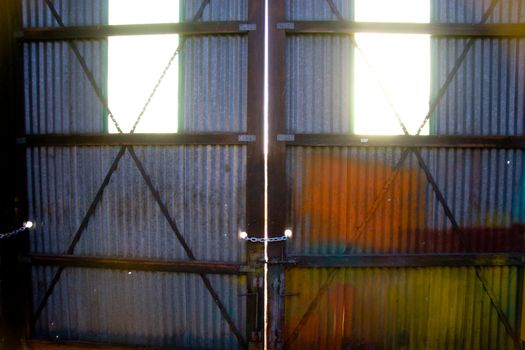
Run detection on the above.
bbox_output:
[279,21,525,37]
[17,21,254,41]
[25,339,189,350]
[17,133,255,147]
[280,134,525,149]
[18,134,525,149]
[22,254,251,275]
[270,254,525,268]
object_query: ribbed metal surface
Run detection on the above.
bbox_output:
[182,36,247,132]
[182,1,248,134]
[286,36,353,134]
[32,267,246,349]
[432,0,524,24]
[431,0,525,136]
[285,0,352,21]
[284,266,519,350]
[287,147,524,255]
[423,148,525,238]
[23,41,107,134]
[285,0,352,134]
[23,1,249,347]
[22,0,107,134]
[27,148,247,347]
[27,146,246,262]
[22,0,107,28]
[282,1,525,348]
[183,0,247,22]
[287,146,423,255]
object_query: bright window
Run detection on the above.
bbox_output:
[108,0,179,133]
[353,0,430,135]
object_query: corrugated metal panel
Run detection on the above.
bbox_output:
[27,146,246,262]
[285,0,352,21]
[427,0,525,247]
[22,0,107,28]
[182,1,248,133]
[282,1,524,349]
[431,0,525,136]
[22,0,107,134]
[32,267,246,349]
[286,147,424,255]
[23,1,249,348]
[182,36,248,132]
[423,148,525,234]
[286,36,353,134]
[432,0,524,24]
[286,146,524,255]
[23,41,107,134]
[183,0,247,22]
[285,0,353,133]
[284,266,519,350]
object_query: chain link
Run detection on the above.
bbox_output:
[0,222,32,240]
[129,0,211,133]
[242,235,288,243]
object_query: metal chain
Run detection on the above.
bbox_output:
[0,222,33,240]
[326,0,410,135]
[130,0,211,133]
[242,235,288,243]
[129,41,185,133]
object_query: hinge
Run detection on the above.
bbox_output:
[277,22,295,30]
[277,134,295,142]
[239,134,256,142]
[240,23,257,31]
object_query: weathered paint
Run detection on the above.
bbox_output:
[284,266,519,350]
[287,147,426,255]
[282,0,525,348]
[287,147,524,255]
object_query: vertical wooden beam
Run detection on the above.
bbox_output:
[246,0,266,347]
[0,0,29,348]
[267,1,287,349]
[518,264,525,343]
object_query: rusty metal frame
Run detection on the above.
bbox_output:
[24,254,252,275]
[16,21,253,41]
[245,0,267,346]
[269,0,525,349]
[278,21,525,37]
[280,134,525,148]
[267,1,287,349]
[17,133,256,146]
[270,253,525,268]
[18,0,268,349]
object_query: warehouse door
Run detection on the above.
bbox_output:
[267,0,525,349]
[18,1,265,349]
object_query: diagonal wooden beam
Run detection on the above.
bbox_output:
[31,146,126,325]
[127,147,247,349]
[284,1,520,348]
[31,3,248,350]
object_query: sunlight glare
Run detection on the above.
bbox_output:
[108,0,179,133]
[354,0,430,135]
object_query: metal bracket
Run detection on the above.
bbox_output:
[277,134,295,142]
[277,22,295,30]
[239,23,257,31]
[238,134,256,142]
